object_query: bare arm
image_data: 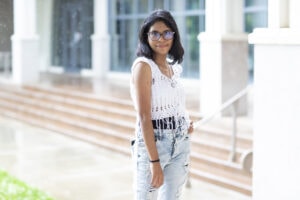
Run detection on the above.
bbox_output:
[132,61,163,188]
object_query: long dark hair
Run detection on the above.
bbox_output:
[136,9,184,64]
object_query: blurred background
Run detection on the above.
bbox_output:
[0,0,299,200]
[0,0,268,81]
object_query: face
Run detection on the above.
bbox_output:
[147,21,174,56]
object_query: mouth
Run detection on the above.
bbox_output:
[156,44,169,48]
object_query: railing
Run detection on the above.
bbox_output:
[186,86,252,188]
[194,86,251,163]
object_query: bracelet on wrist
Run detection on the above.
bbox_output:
[149,159,160,163]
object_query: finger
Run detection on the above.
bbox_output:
[151,177,159,188]
[152,176,163,188]
[151,177,156,187]
[158,176,164,186]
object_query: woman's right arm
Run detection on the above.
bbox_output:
[132,61,164,188]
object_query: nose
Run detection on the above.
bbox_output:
[158,35,166,41]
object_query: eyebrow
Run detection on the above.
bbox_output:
[149,29,171,33]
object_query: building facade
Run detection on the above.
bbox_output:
[1,0,267,81]
[0,0,269,116]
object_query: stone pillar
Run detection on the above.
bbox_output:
[36,0,53,72]
[198,0,248,116]
[91,0,110,79]
[289,0,300,29]
[250,28,300,200]
[250,1,300,199]
[11,0,39,84]
[268,0,289,28]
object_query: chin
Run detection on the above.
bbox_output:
[156,49,170,55]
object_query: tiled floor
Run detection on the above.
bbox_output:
[0,115,251,200]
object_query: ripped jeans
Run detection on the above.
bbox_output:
[131,124,190,200]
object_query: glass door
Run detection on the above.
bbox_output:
[52,0,93,73]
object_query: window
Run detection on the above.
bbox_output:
[109,0,205,79]
[244,0,268,81]
[52,0,93,72]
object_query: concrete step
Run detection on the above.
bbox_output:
[0,83,252,196]
[190,168,252,196]
[190,152,251,185]
[0,103,133,155]
[0,85,137,123]
[194,126,252,149]
[0,91,135,134]
[190,138,244,162]
[22,84,134,111]
[22,84,203,124]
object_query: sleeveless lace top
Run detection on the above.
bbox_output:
[130,57,188,124]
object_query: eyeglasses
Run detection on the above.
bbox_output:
[147,30,175,41]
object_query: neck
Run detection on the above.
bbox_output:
[154,55,167,66]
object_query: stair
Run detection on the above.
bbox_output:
[0,83,252,196]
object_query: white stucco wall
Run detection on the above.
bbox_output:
[250,29,300,200]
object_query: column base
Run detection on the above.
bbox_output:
[11,35,40,84]
[199,33,249,116]
[91,34,110,79]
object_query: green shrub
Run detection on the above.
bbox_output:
[0,170,55,200]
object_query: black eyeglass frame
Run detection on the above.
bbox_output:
[147,30,175,41]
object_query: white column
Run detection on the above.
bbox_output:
[250,1,300,196]
[249,28,300,200]
[199,0,248,115]
[36,0,53,72]
[91,0,110,79]
[11,0,39,84]
[289,0,300,29]
[205,0,243,34]
[268,0,289,28]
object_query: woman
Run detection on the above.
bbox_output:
[130,9,193,200]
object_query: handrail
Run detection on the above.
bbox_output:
[186,86,251,188]
[193,86,250,129]
[193,86,251,162]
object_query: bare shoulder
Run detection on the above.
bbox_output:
[132,61,152,82]
[133,61,151,73]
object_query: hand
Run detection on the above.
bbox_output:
[188,121,194,134]
[150,162,164,188]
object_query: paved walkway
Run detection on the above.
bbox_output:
[0,115,251,200]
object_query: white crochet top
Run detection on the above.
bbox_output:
[130,57,188,123]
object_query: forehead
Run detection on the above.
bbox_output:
[149,21,170,32]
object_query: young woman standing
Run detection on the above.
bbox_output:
[130,9,194,200]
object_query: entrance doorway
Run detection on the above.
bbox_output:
[52,0,93,73]
[0,0,13,77]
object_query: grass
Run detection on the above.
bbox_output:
[0,170,55,200]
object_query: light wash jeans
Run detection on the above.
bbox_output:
[132,121,190,200]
